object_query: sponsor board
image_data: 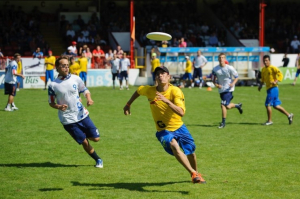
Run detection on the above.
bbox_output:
[279,67,297,84]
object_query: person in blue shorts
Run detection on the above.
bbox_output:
[212,53,243,128]
[48,56,103,168]
[123,66,206,184]
[258,55,293,125]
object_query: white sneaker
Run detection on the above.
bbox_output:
[16,88,20,91]
[4,107,13,111]
[262,121,273,125]
[95,159,103,168]
[12,106,19,110]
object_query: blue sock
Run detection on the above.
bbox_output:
[222,118,226,124]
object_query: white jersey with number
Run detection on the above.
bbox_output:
[212,64,238,93]
[48,74,89,125]
[5,60,18,84]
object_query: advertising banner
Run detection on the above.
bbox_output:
[23,58,45,76]
[279,67,297,84]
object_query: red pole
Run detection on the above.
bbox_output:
[130,0,134,68]
[259,0,267,46]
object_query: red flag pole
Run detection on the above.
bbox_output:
[130,0,134,68]
[259,0,267,47]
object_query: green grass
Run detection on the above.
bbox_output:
[0,85,300,198]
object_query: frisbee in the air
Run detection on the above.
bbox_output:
[146,32,172,41]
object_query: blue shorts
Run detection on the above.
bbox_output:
[220,92,233,106]
[152,72,156,81]
[182,73,192,80]
[45,70,54,82]
[79,72,87,82]
[295,69,300,77]
[63,116,100,144]
[156,124,196,156]
[4,83,17,96]
[193,68,203,81]
[17,76,22,83]
[119,71,128,81]
[265,87,281,107]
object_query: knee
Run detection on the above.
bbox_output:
[88,137,100,142]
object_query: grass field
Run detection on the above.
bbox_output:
[0,84,299,199]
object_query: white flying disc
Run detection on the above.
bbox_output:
[146,32,172,41]
[206,82,215,88]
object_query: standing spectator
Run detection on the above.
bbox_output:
[180,56,193,88]
[151,53,161,85]
[79,44,88,55]
[208,32,219,47]
[123,66,206,184]
[44,50,56,90]
[282,53,289,67]
[4,53,24,111]
[292,53,300,86]
[110,54,120,89]
[105,49,114,68]
[290,36,300,53]
[48,56,103,168]
[16,57,23,92]
[212,53,243,129]
[85,48,93,69]
[258,55,293,125]
[78,52,88,85]
[192,50,207,88]
[178,37,187,47]
[114,45,124,58]
[69,56,81,76]
[119,52,130,90]
[33,47,43,59]
[92,45,105,69]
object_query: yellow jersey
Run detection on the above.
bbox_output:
[185,60,192,73]
[137,84,185,131]
[261,65,283,90]
[151,58,161,72]
[69,62,81,75]
[78,57,88,72]
[44,56,56,70]
[17,61,22,74]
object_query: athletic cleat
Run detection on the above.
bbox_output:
[11,106,19,110]
[16,88,20,91]
[191,172,206,184]
[218,122,225,128]
[4,107,13,112]
[237,103,243,114]
[95,159,103,168]
[288,113,293,125]
[262,121,273,125]
[119,87,123,90]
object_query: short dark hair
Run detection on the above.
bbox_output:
[14,53,21,58]
[55,56,69,68]
[263,55,270,60]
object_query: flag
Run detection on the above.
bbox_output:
[131,16,135,41]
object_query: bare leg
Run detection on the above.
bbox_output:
[187,153,197,172]
[221,104,227,118]
[8,95,14,104]
[274,105,290,117]
[266,106,272,122]
[82,138,94,154]
[170,139,196,174]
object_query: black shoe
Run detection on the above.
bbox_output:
[237,103,243,114]
[218,123,225,128]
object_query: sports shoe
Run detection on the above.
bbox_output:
[16,88,20,91]
[218,122,225,128]
[262,121,273,125]
[4,107,13,112]
[95,159,103,168]
[237,103,243,114]
[191,172,206,184]
[119,87,123,90]
[11,106,19,110]
[288,113,293,125]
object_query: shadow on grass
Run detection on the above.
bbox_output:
[71,181,190,194]
[0,162,88,168]
[39,188,63,191]
[186,122,262,127]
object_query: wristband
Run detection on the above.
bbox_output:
[126,103,131,107]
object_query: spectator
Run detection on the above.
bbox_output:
[63,46,77,58]
[33,47,43,59]
[105,49,114,68]
[290,36,300,53]
[68,41,77,55]
[86,35,95,44]
[282,54,289,67]
[208,32,219,47]
[119,52,130,90]
[77,33,87,46]
[114,45,124,58]
[81,27,90,38]
[178,37,187,47]
[66,26,76,39]
[72,20,81,33]
[92,45,105,69]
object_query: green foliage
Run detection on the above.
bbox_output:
[0,85,299,198]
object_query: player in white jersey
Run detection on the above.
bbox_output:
[192,50,207,88]
[4,53,24,111]
[48,56,103,168]
[212,53,243,129]
[119,52,130,90]
[110,53,120,89]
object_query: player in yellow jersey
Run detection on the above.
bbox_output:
[44,50,56,90]
[258,55,293,125]
[16,58,22,91]
[69,57,81,76]
[78,52,88,85]
[180,56,193,88]
[151,53,160,85]
[123,66,206,184]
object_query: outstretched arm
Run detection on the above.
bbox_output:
[123,91,140,115]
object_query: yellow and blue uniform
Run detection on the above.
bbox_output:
[78,57,88,81]
[151,58,161,81]
[182,60,192,80]
[69,62,81,76]
[45,56,56,81]
[137,84,196,156]
[17,61,22,83]
[261,65,283,107]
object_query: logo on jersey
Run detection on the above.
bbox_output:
[157,121,166,128]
